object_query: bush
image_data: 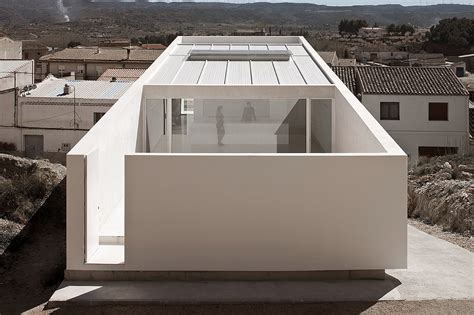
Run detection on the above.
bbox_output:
[0,142,17,152]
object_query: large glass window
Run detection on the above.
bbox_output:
[146,98,307,153]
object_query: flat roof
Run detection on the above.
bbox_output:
[149,37,331,86]
[25,75,132,100]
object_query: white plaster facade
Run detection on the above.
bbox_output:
[362,94,469,164]
[66,37,407,279]
[0,76,131,159]
[0,37,22,60]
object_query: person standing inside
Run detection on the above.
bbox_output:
[216,105,225,146]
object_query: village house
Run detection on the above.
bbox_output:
[332,66,470,163]
[0,75,131,162]
[65,36,406,280]
[0,60,35,152]
[39,46,164,80]
[0,36,22,60]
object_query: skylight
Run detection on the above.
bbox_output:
[187,49,292,61]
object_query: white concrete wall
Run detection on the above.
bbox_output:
[311,99,332,153]
[0,61,34,91]
[362,94,469,162]
[19,99,113,130]
[124,154,407,271]
[0,90,15,127]
[0,126,86,153]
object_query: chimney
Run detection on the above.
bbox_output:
[63,84,71,95]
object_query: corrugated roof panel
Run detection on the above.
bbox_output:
[194,44,211,50]
[172,61,205,84]
[273,60,306,85]
[230,45,249,50]
[151,55,186,84]
[286,45,307,56]
[212,45,230,50]
[251,61,278,85]
[293,56,330,84]
[268,45,287,51]
[172,45,194,56]
[199,61,227,84]
[25,77,132,100]
[226,61,251,85]
[249,45,268,50]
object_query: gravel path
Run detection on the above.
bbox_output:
[408,218,473,252]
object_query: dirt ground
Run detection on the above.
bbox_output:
[0,180,473,314]
[408,218,473,252]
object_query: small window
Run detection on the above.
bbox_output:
[380,102,399,120]
[429,103,448,121]
[93,112,105,124]
[61,143,71,152]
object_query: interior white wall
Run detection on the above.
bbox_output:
[311,99,332,153]
[123,154,407,271]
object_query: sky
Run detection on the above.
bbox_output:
[90,0,474,5]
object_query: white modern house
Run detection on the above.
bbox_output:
[66,36,407,280]
[0,75,131,161]
[333,66,470,164]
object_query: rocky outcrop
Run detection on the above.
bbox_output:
[408,155,473,236]
[0,154,66,254]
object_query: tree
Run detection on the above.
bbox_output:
[426,18,474,50]
[67,41,81,48]
[338,19,368,37]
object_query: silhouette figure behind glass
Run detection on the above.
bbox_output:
[241,102,257,122]
[216,106,225,146]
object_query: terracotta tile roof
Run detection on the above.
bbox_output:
[40,47,163,63]
[140,43,167,50]
[98,68,146,82]
[332,66,469,96]
[331,66,358,94]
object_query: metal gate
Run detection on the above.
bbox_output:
[24,135,44,158]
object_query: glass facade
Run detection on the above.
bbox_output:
[145,98,332,154]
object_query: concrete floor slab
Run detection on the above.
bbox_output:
[48,225,473,307]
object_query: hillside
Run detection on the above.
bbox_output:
[0,1,473,29]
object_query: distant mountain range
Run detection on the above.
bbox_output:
[0,0,473,27]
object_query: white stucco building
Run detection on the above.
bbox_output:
[333,66,470,164]
[0,75,131,161]
[66,36,407,280]
[0,37,22,60]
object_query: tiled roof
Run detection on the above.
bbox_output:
[332,66,468,96]
[141,44,167,50]
[331,66,358,94]
[357,67,468,96]
[25,75,132,100]
[40,47,163,63]
[98,68,146,82]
